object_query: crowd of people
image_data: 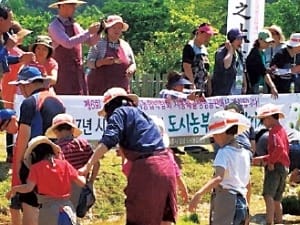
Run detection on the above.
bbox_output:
[0,0,299,224]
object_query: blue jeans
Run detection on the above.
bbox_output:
[233,194,248,225]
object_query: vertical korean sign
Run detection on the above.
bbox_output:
[227,0,265,55]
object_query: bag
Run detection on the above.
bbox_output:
[76,185,96,218]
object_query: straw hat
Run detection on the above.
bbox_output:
[48,0,86,8]
[98,87,139,117]
[9,66,51,85]
[45,113,82,139]
[10,21,32,40]
[104,15,129,32]
[267,25,285,42]
[201,110,250,140]
[286,33,300,48]
[256,103,285,119]
[23,136,61,168]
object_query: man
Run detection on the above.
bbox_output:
[0,5,33,77]
[211,28,247,96]
[48,0,100,95]
[182,23,216,96]
[8,66,65,225]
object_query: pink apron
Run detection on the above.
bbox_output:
[88,41,130,95]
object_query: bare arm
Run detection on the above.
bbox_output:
[73,175,86,188]
[177,176,189,204]
[223,42,234,69]
[79,143,108,176]
[182,62,195,86]
[189,166,224,212]
[264,74,278,99]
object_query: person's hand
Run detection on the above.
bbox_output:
[88,22,101,34]
[19,52,35,64]
[188,193,201,212]
[5,189,16,200]
[126,67,135,77]
[270,86,278,99]
[103,56,116,66]
[78,164,90,176]
[224,41,233,53]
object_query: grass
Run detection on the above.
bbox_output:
[0,133,300,224]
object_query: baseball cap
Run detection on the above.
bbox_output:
[258,29,274,43]
[227,28,245,43]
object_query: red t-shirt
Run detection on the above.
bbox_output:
[28,158,78,198]
[267,124,290,167]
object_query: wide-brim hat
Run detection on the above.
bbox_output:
[48,0,86,8]
[286,33,300,48]
[105,15,129,32]
[256,103,285,119]
[45,113,82,139]
[23,136,61,168]
[201,110,251,140]
[98,87,139,117]
[30,35,53,51]
[9,66,51,85]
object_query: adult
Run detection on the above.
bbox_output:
[211,28,247,96]
[0,5,34,77]
[1,21,32,164]
[182,23,215,96]
[48,0,100,95]
[28,35,58,88]
[246,29,278,97]
[270,33,300,93]
[86,15,136,95]
[8,66,65,225]
[159,71,203,101]
[253,103,289,225]
[265,25,286,68]
[189,110,251,225]
[79,87,177,225]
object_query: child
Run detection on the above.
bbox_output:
[189,110,251,225]
[45,113,100,210]
[7,136,85,225]
[252,103,289,225]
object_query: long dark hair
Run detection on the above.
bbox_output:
[104,96,135,119]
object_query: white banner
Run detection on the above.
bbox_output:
[227,0,265,55]
[15,94,300,145]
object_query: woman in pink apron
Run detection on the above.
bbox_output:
[86,15,136,95]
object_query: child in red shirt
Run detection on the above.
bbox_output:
[253,103,289,225]
[7,136,85,225]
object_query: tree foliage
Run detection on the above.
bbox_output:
[4,0,299,91]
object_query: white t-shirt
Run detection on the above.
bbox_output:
[213,145,251,196]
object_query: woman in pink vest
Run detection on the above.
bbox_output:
[86,15,136,95]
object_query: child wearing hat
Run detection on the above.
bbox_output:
[252,103,289,225]
[189,110,251,225]
[7,136,86,225]
[45,113,99,211]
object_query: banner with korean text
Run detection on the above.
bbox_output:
[15,94,300,145]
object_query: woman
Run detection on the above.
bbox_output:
[79,87,177,225]
[189,110,251,225]
[246,29,278,98]
[86,15,136,95]
[29,35,58,88]
[7,136,85,225]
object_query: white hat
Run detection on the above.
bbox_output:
[48,0,86,9]
[45,113,82,139]
[201,110,250,140]
[98,87,138,117]
[256,103,285,119]
[286,33,300,47]
[23,136,61,168]
[105,15,129,32]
